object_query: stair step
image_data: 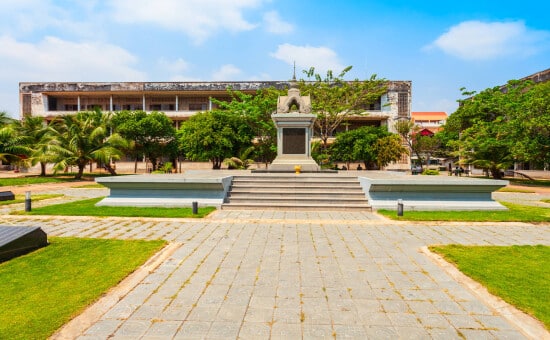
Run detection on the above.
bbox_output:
[223,175,370,211]
[221,202,372,211]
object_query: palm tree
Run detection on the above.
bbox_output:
[0,124,30,166]
[12,116,58,176]
[51,110,127,179]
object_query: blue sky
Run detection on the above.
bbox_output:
[1,0,548,118]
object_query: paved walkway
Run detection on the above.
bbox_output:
[3,210,549,339]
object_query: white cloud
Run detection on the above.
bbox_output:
[107,0,261,44]
[0,35,145,81]
[0,35,146,116]
[158,57,190,74]
[212,64,242,80]
[263,11,293,34]
[270,43,345,75]
[428,20,548,60]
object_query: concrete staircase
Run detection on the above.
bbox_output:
[222,175,371,211]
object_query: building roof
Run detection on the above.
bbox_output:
[411,111,447,121]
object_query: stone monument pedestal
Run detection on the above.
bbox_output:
[268,73,320,172]
[269,113,320,172]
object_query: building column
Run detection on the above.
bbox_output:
[77,96,81,112]
[175,95,179,111]
[109,95,113,111]
[142,95,146,111]
[208,98,212,111]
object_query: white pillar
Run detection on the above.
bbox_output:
[175,95,179,112]
[109,95,113,111]
[77,96,80,112]
[142,95,146,111]
[208,98,212,111]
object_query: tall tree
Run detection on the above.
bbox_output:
[211,87,283,167]
[178,110,253,169]
[12,116,57,176]
[51,111,126,179]
[112,111,176,172]
[331,126,406,169]
[299,66,388,150]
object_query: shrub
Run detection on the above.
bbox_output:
[422,169,440,175]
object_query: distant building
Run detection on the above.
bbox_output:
[411,111,447,135]
[19,80,412,169]
[19,80,411,132]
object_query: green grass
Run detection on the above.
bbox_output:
[72,183,106,188]
[497,187,536,193]
[430,245,550,329]
[12,197,216,218]
[508,178,550,187]
[378,202,550,222]
[0,237,166,340]
[0,176,69,186]
[0,173,116,187]
[542,199,550,204]
[0,194,64,206]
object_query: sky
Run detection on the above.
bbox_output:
[0,0,549,118]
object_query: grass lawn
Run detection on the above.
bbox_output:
[0,173,114,187]
[497,187,536,193]
[0,176,69,186]
[378,202,550,222]
[508,178,550,187]
[430,245,550,329]
[0,194,64,206]
[0,237,166,340]
[12,197,216,218]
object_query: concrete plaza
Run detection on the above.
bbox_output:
[2,207,549,339]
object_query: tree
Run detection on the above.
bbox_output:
[51,111,127,179]
[443,79,548,178]
[374,134,409,169]
[112,111,176,172]
[331,126,406,169]
[299,66,388,150]
[212,87,283,167]
[11,116,57,176]
[508,80,550,167]
[178,110,253,169]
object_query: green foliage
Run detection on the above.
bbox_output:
[112,111,176,171]
[212,88,282,166]
[300,66,388,149]
[378,201,550,222]
[331,126,406,169]
[0,237,165,339]
[430,245,550,328]
[178,110,254,169]
[13,197,216,218]
[50,110,127,179]
[444,79,550,177]
[223,146,255,169]
[421,169,439,175]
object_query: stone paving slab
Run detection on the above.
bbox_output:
[1,212,549,339]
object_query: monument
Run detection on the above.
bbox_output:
[268,72,320,172]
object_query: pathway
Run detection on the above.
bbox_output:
[2,211,548,339]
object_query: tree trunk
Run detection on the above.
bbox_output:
[212,158,221,169]
[40,162,47,176]
[490,166,503,179]
[134,158,138,173]
[75,164,85,180]
[104,164,117,176]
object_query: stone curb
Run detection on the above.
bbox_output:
[49,242,183,340]
[421,246,550,340]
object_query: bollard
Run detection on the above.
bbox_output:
[192,201,198,215]
[397,199,403,216]
[25,191,32,212]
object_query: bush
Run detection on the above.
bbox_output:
[422,169,440,175]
